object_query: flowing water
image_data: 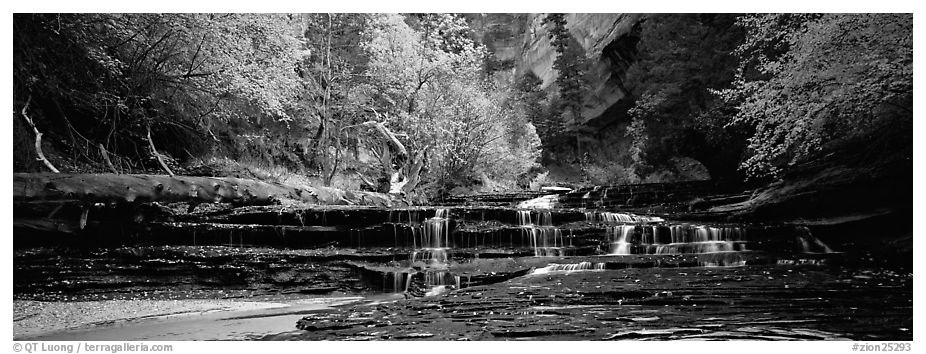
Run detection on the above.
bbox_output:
[608,224,749,256]
[13,195,912,340]
[518,210,569,257]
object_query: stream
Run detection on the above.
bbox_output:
[13,192,913,341]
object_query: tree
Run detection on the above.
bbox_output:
[359,13,540,196]
[720,14,913,178]
[296,13,372,184]
[512,72,559,153]
[13,13,542,200]
[14,14,304,173]
[542,13,590,158]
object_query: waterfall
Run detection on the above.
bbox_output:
[518,210,567,257]
[517,210,532,226]
[536,211,553,226]
[531,261,605,275]
[609,225,636,255]
[516,194,558,209]
[411,209,452,263]
[389,209,425,224]
[528,227,566,257]
[389,271,410,293]
[423,271,460,288]
[422,211,449,249]
[608,224,747,255]
[386,209,455,264]
[395,209,465,295]
[421,271,463,296]
[410,248,449,263]
[586,212,664,223]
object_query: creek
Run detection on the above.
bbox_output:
[13,190,912,340]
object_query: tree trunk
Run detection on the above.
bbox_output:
[573,107,582,159]
[324,129,342,186]
[362,121,408,166]
[13,172,399,207]
[309,13,335,174]
[400,156,426,195]
[358,121,418,195]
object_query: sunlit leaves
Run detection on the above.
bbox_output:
[14,12,541,188]
[724,13,912,178]
[361,13,538,192]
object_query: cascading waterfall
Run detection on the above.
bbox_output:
[386,271,412,293]
[410,249,449,263]
[518,210,567,257]
[517,210,532,226]
[531,261,605,274]
[537,211,553,226]
[585,211,664,223]
[363,208,468,296]
[421,271,462,296]
[389,209,423,224]
[410,209,451,264]
[405,209,465,295]
[372,208,835,294]
[609,225,636,255]
[380,270,464,296]
[529,228,566,257]
[608,224,748,255]
[516,194,559,209]
[423,271,461,288]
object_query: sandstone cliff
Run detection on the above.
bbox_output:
[467,13,644,128]
[466,14,709,183]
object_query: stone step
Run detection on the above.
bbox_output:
[40,219,828,256]
[193,205,596,227]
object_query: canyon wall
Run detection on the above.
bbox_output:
[467,13,644,128]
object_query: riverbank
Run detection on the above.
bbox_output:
[14,295,375,340]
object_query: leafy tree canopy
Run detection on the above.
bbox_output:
[720,13,912,178]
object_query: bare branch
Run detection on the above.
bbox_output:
[99,144,119,174]
[146,124,175,176]
[19,96,61,173]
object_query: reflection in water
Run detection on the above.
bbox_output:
[795,226,836,254]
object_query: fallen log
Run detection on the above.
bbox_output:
[13,173,401,207]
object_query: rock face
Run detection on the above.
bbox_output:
[468,13,644,127]
[468,14,717,184]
